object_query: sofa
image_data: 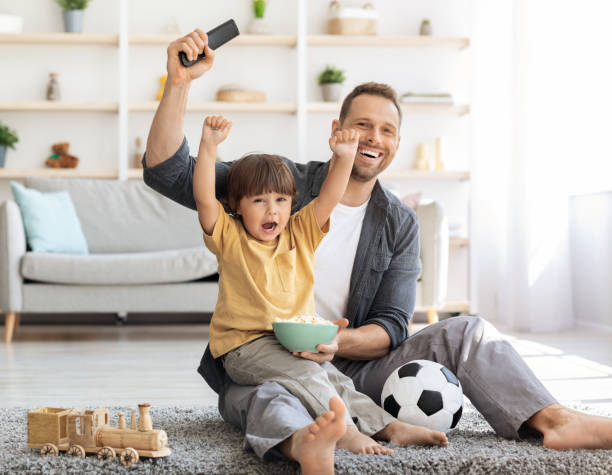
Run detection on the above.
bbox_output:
[1,178,448,343]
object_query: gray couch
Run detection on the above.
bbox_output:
[1,178,448,343]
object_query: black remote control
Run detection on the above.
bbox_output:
[179,19,240,67]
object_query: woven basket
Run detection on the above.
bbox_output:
[327,1,378,35]
[216,88,265,102]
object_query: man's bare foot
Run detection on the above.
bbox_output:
[280,396,347,475]
[374,420,449,447]
[528,403,612,450]
[337,426,394,454]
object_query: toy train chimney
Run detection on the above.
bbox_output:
[138,403,152,431]
[118,411,126,429]
[130,410,136,429]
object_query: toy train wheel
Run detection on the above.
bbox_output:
[67,444,86,458]
[119,447,139,466]
[40,443,59,456]
[97,446,116,461]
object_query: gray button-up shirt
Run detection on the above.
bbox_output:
[143,138,420,392]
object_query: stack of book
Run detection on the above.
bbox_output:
[400,92,454,104]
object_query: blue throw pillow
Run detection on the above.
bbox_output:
[10,181,89,254]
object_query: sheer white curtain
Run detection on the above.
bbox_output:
[471,0,612,331]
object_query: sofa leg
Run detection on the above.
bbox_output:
[115,312,128,325]
[5,312,17,343]
[427,309,439,325]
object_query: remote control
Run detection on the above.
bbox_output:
[179,19,240,67]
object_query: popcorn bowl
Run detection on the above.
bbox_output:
[273,321,338,353]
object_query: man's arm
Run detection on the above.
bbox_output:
[145,29,214,168]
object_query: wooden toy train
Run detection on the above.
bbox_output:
[28,403,170,466]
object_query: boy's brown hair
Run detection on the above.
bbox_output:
[226,154,297,212]
[339,82,402,127]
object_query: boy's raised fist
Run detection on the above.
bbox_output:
[202,116,232,145]
[329,129,360,160]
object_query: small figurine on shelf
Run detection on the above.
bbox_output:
[419,19,432,36]
[46,73,60,101]
[133,136,145,168]
[414,143,431,170]
[45,142,79,168]
[156,74,167,101]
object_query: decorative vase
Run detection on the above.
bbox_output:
[321,83,343,102]
[62,9,84,33]
[419,19,432,36]
[0,145,6,168]
[247,17,272,34]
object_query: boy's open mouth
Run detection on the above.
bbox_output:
[358,147,383,162]
[262,222,277,233]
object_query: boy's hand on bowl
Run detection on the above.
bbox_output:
[293,318,349,363]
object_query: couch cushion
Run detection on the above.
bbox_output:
[25,178,203,254]
[10,181,89,254]
[21,247,218,285]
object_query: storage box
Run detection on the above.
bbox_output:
[327,2,378,36]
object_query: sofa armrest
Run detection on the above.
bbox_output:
[0,200,25,312]
[416,200,449,309]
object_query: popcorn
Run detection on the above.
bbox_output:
[275,315,335,325]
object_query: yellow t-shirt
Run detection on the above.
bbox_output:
[203,200,328,358]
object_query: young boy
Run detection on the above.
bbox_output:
[194,115,447,455]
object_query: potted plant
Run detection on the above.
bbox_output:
[248,0,271,34]
[0,121,19,168]
[317,65,346,102]
[55,0,93,33]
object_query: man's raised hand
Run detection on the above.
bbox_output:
[329,129,360,162]
[167,29,215,85]
[202,116,232,146]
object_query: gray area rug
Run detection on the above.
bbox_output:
[1,404,611,474]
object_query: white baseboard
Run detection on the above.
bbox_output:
[576,320,612,333]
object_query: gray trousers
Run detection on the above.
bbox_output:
[223,335,395,435]
[217,316,557,460]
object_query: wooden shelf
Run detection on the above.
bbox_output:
[0,33,118,45]
[129,101,297,113]
[0,169,119,179]
[0,101,118,112]
[380,169,470,181]
[128,34,297,47]
[127,168,144,179]
[308,102,469,116]
[308,35,470,49]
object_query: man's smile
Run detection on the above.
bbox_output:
[357,145,384,162]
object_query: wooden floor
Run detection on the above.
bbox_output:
[2,322,612,414]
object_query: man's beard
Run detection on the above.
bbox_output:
[350,162,383,182]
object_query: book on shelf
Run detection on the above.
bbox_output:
[400,92,454,104]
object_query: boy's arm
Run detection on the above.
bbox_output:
[194,116,232,235]
[313,129,359,227]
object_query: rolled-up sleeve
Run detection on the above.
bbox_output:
[366,213,420,350]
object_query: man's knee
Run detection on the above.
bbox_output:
[442,315,498,343]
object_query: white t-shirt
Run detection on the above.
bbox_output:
[314,199,369,321]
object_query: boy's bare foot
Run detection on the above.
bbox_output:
[528,404,612,450]
[337,426,394,454]
[281,396,347,475]
[374,420,449,447]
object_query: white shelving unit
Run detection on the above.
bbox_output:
[0,0,473,312]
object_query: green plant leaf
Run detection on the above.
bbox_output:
[55,0,92,10]
[0,121,19,150]
[317,65,346,85]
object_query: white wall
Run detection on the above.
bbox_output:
[569,192,612,331]
[0,0,473,303]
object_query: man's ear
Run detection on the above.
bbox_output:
[331,119,341,134]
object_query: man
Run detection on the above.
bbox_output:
[144,30,612,471]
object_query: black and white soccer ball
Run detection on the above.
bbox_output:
[381,360,463,432]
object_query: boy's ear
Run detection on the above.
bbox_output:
[331,119,341,134]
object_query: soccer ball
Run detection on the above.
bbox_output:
[381,360,463,432]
